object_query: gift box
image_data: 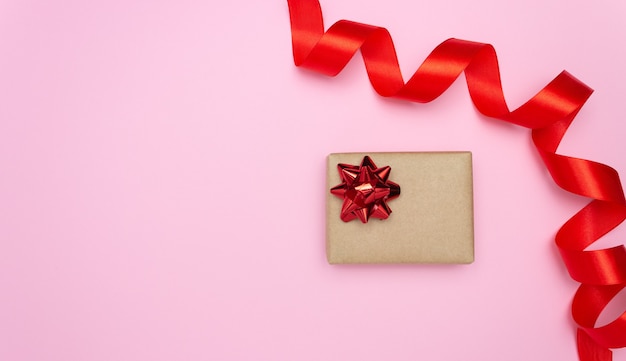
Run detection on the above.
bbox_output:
[326,152,474,264]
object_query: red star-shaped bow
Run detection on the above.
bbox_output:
[330,156,401,223]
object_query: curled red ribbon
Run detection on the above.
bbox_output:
[286,1,626,360]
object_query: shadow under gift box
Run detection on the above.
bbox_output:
[326,152,474,264]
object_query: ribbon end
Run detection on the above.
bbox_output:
[577,328,612,361]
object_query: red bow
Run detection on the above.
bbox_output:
[330,156,401,223]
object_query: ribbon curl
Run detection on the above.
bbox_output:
[286,1,626,360]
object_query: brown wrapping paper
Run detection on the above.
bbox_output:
[326,152,474,264]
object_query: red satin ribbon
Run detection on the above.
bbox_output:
[286,1,626,360]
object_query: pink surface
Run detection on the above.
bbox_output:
[1,0,625,360]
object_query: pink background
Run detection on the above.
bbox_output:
[1,0,625,360]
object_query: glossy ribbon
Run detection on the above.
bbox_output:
[286,1,626,360]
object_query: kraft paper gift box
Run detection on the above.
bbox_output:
[326,152,474,264]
